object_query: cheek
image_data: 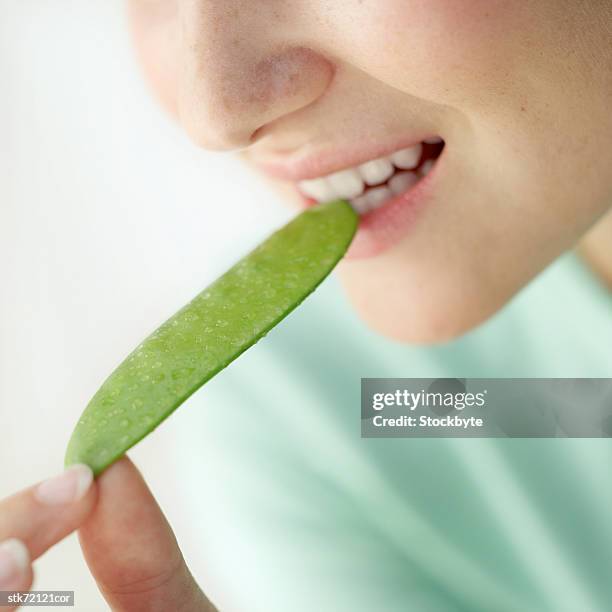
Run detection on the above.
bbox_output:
[127,0,527,121]
[355,0,527,107]
[128,1,180,116]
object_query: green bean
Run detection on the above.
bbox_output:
[65,200,358,475]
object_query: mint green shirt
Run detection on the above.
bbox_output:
[174,253,612,612]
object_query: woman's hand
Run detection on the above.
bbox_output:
[0,458,215,611]
[0,464,96,610]
[79,457,214,611]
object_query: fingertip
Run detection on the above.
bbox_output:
[100,455,136,476]
[72,464,95,500]
[0,538,31,591]
[95,455,145,494]
[35,464,94,507]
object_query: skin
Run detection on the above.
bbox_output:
[2,2,612,609]
[128,0,612,343]
[0,459,213,612]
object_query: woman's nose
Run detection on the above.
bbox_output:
[177,1,334,151]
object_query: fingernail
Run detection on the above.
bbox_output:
[0,538,29,589]
[35,464,93,506]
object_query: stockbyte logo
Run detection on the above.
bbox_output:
[361,378,612,438]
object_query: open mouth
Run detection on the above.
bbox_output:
[296,137,445,215]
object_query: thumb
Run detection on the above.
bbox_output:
[78,457,215,612]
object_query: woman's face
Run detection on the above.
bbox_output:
[128,1,612,342]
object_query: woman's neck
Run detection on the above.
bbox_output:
[578,207,612,289]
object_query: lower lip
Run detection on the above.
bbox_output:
[300,152,444,259]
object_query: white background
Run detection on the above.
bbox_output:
[0,1,288,608]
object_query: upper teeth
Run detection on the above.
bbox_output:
[358,158,394,185]
[297,142,425,212]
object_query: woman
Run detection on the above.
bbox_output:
[2,1,612,610]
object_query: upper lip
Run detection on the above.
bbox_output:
[251,133,434,182]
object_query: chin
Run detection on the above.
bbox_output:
[338,261,515,345]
